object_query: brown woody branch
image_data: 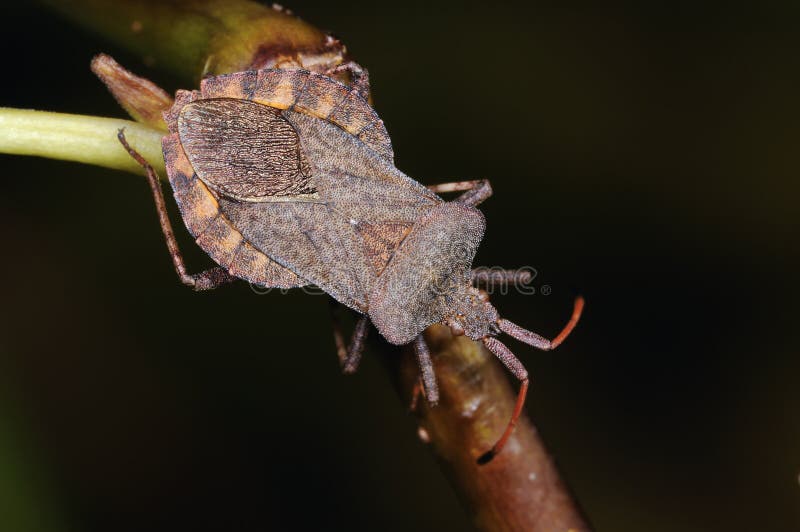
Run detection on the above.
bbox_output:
[390,326,589,531]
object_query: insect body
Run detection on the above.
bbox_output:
[112,65,583,464]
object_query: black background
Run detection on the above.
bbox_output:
[0,1,798,531]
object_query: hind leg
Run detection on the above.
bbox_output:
[118,130,237,291]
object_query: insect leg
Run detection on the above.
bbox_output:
[92,54,173,131]
[330,301,371,374]
[413,335,440,406]
[409,378,425,412]
[471,268,534,289]
[328,60,371,100]
[479,337,530,465]
[330,301,349,365]
[117,130,237,291]
[427,179,493,206]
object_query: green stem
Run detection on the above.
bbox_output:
[0,108,163,175]
[40,0,341,83]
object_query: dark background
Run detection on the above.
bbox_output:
[1,1,798,531]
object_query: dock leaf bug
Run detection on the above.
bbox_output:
[99,58,584,464]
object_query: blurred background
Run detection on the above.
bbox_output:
[0,1,798,530]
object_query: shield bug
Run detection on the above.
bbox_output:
[104,61,584,464]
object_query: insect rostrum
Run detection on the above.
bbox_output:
[106,61,584,464]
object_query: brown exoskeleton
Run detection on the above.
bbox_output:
[96,55,584,464]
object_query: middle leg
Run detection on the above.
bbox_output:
[427,179,493,206]
[330,300,370,374]
[413,334,439,406]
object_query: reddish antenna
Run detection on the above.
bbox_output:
[478,296,585,464]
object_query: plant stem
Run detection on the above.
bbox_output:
[392,326,590,531]
[0,108,163,175]
[40,0,346,82]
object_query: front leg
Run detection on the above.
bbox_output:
[118,130,237,291]
[427,179,493,206]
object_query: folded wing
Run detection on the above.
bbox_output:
[176,71,441,312]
